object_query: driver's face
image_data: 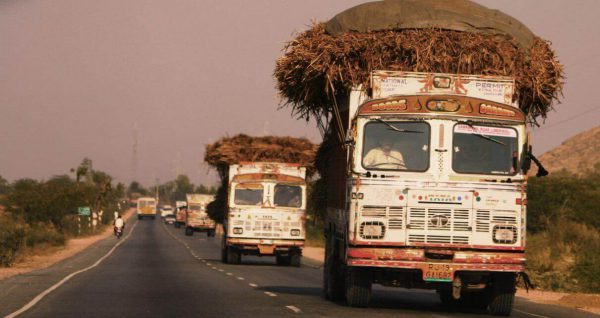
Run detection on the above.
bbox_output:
[380,139,392,151]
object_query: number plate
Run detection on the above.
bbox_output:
[258,244,275,255]
[423,263,453,282]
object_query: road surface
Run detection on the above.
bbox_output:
[1,219,597,318]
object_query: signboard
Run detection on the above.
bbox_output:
[371,71,517,107]
[78,206,91,216]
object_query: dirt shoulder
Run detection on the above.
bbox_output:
[303,245,600,315]
[0,208,135,282]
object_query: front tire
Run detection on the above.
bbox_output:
[226,246,241,264]
[488,273,516,316]
[185,227,194,236]
[345,268,372,307]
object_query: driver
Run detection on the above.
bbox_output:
[363,136,406,170]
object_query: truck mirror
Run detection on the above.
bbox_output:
[520,144,532,174]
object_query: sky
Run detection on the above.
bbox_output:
[1,0,599,187]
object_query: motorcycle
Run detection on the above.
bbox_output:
[114,226,123,239]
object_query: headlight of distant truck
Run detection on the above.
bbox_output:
[233,227,243,235]
[290,229,301,236]
[359,222,385,239]
[493,226,516,244]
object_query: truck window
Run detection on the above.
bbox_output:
[274,184,302,208]
[234,183,263,206]
[452,124,518,175]
[189,204,202,212]
[362,121,430,171]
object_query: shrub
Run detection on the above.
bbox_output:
[0,216,26,266]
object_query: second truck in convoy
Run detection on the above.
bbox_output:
[221,162,307,266]
[185,194,216,236]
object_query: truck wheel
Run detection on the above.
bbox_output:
[323,229,345,301]
[174,222,180,228]
[289,252,301,267]
[185,227,194,236]
[226,247,241,264]
[137,215,142,220]
[207,230,216,237]
[221,235,228,263]
[438,290,461,308]
[345,268,372,307]
[488,273,516,316]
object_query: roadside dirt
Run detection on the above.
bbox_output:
[303,245,600,315]
[0,208,135,281]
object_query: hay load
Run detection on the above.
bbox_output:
[204,134,318,222]
[274,0,564,124]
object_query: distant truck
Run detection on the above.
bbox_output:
[221,162,307,266]
[137,197,157,220]
[174,200,187,228]
[185,194,216,236]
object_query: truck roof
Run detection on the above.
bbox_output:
[229,162,307,181]
[186,194,215,204]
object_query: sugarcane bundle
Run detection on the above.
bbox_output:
[274,0,564,125]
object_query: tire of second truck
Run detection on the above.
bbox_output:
[345,267,372,307]
[185,227,193,236]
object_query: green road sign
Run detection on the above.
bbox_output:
[78,207,91,216]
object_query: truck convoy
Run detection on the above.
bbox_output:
[136,197,157,220]
[174,200,187,228]
[221,162,307,266]
[185,194,216,236]
[320,71,540,315]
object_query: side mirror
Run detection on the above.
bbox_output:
[521,144,532,174]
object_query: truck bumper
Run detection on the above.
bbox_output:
[227,238,304,255]
[347,247,525,273]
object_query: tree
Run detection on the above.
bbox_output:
[0,175,9,195]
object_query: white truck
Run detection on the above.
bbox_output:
[221,162,307,266]
[185,194,216,236]
[321,71,544,315]
[174,200,187,228]
[136,197,157,220]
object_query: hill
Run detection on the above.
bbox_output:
[539,125,600,175]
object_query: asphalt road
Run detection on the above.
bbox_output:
[1,219,598,318]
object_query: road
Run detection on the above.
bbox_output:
[1,219,597,318]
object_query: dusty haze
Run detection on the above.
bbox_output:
[1,0,598,186]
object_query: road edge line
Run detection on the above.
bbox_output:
[5,221,139,318]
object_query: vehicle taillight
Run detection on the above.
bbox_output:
[516,198,527,205]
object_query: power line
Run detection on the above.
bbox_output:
[534,106,600,131]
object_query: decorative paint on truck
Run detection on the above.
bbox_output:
[322,71,539,315]
[184,194,216,236]
[136,197,157,220]
[174,200,187,228]
[221,162,307,266]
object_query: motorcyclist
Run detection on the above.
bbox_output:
[114,214,125,236]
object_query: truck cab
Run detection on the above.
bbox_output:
[323,71,532,315]
[222,162,307,266]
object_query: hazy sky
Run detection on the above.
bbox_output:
[1,0,599,187]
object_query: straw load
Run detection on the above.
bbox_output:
[204,134,318,222]
[274,0,564,125]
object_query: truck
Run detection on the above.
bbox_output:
[321,71,543,315]
[221,162,307,266]
[174,200,187,228]
[136,197,157,220]
[185,194,216,236]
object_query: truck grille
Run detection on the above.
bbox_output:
[475,210,517,233]
[360,206,405,230]
[407,207,472,245]
[408,234,469,244]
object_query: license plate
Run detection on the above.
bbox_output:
[423,263,453,282]
[258,244,275,255]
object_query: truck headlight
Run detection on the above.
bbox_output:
[233,227,243,234]
[290,229,300,236]
[359,222,385,239]
[493,226,516,244]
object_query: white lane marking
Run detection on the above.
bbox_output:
[264,291,277,297]
[431,315,449,318]
[249,283,258,288]
[237,277,245,280]
[514,309,550,318]
[226,272,233,276]
[201,260,206,262]
[218,269,224,272]
[206,263,212,266]
[211,267,217,270]
[6,221,139,318]
[286,305,302,313]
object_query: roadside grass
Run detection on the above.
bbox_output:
[305,220,325,248]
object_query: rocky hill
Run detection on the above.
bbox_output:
[539,125,600,175]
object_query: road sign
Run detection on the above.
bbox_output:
[78,207,91,216]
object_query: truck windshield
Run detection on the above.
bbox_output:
[274,184,302,208]
[452,124,518,175]
[362,121,430,171]
[189,204,202,212]
[234,183,263,206]
[139,201,155,208]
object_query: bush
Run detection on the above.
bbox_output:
[0,216,26,266]
[25,222,66,248]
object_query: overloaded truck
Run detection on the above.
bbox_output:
[174,200,187,228]
[221,162,307,266]
[185,194,216,236]
[319,71,547,314]
[136,197,157,220]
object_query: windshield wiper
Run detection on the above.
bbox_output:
[461,121,506,146]
[374,118,423,133]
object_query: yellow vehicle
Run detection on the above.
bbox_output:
[137,197,157,220]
